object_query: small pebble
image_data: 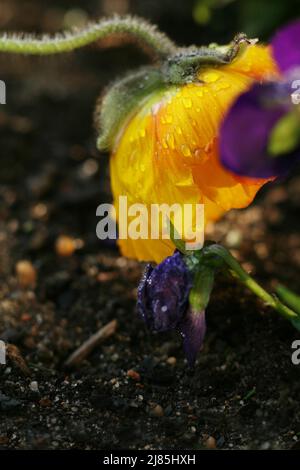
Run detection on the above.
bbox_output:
[29,381,39,393]
[127,369,141,381]
[39,397,52,408]
[166,356,177,366]
[55,235,77,257]
[225,229,242,248]
[16,260,37,288]
[0,436,9,445]
[149,404,164,418]
[205,436,217,449]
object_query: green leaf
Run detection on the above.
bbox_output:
[276,284,300,315]
[275,285,300,331]
[268,112,300,157]
[291,316,300,332]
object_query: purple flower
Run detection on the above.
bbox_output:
[272,19,300,74]
[137,251,207,366]
[220,20,300,179]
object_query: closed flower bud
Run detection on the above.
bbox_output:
[137,250,211,366]
[137,251,192,332]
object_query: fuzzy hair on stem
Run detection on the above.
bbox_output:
[0,15,177,60]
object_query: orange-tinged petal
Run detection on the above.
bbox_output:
[110,44,278,263]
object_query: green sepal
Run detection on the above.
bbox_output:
[168,218,189,255]
[95,66,164,151]
[276,284,300,314]
[162,33,254,86]
[189,265,215,313]
[268,112,300,157]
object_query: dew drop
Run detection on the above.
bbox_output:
[176,126,183,135]
[194,148,210,163]
[165,114,173,124]
[162,139,168,149]
[181,144,192,157]
[183,97,192,109]
[166,133,175,150]
[242,63,251,72]
[204,71,220,83]
[215,82,230,91]
[204,141,213,153]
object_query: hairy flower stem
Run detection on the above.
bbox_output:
[0,15,176,59]
[204,244,298,321]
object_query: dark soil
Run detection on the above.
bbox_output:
[1,1,300,451]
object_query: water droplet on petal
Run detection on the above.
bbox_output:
[181,144,192,157]
[194,148,210,163]
[162,139,168,149]
[204,72,220,83]
[215,82,230,91]
[183,97,192,109]
[204,141,213,153]
[166,133,175,150]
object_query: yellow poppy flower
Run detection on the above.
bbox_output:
[110,44,279,263]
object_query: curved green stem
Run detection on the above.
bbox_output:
[204,244,298,321]
[0,15,177,59]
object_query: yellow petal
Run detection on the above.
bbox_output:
[110,44,278,262]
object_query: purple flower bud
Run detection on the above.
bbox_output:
[137,251,192,332]
[137,251,209,367]
[179,309,206,367]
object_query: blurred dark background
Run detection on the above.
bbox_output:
[0,0,299,44]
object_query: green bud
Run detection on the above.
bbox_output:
[189,266,215,313]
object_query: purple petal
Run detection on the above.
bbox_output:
[179,309,206,367]
[220,82,300,178]
[137,251,192,332]
[272,20,300,73]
